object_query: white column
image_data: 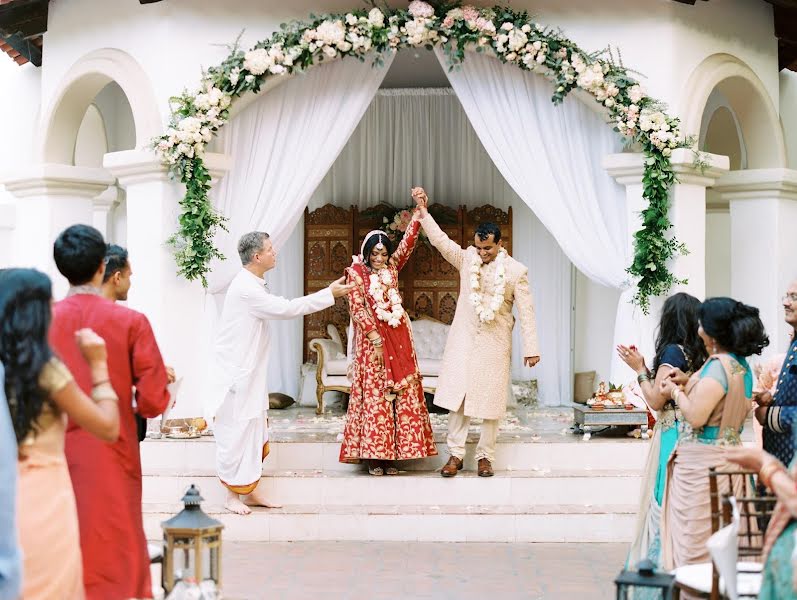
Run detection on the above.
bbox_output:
[602,150,728,378]
[92,185,120,240]
[0,197,16,269]
[103,149,231,418]
[714,169,797,351]
[2,163,115,297]
[668,148,730,300]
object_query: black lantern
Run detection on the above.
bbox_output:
[614,559,677,599]
[161,485,224,594]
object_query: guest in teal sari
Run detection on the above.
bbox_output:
[726,445,797,599]
[618,292,707,583]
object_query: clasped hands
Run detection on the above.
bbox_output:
[411,187,429,217]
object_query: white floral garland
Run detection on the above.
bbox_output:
[468,248,507,323]
[153,0,691,311]
[368,268,404,328]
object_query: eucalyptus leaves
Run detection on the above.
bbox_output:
[154,1,689,310]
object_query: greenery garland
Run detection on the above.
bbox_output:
[153,1,689,311]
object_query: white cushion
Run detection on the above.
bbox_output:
[411,319,451,360]
[674,562,761,598]
[326,358,349,376]
[417,358,441,377]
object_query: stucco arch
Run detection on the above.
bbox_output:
[39,48,161,164]
[680,53,786,169]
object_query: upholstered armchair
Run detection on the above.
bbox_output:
[309,324,352,414]
[308,317,452,414]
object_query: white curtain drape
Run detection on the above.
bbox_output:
[206,55,394,399]
[302,88,573,406]
[437,49,637,384]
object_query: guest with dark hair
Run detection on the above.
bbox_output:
[659,297,769,581]
[50,224,170,600]
[0,268,119,600]
[617,292,707,578]
[100,244,132,302]
[754,280,797,466]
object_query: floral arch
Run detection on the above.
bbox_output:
[154,1,689,312]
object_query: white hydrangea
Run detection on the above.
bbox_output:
[243,48,273,76]
[368,7,385,27]
[408,1,434,18]
[628,84,645,103]
[315,20,346,46]
[507,29,527,52]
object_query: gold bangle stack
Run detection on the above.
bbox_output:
[670,387,681,402]
[91,381,119,403]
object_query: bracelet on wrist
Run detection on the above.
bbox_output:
[759,460,785,489]
[671,387,681,402]
[637,373,650,384]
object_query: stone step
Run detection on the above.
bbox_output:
[140,437,650,476]
[142,469,642,508]
[142,502,637,543]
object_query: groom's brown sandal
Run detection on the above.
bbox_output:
[477,458,494,477]
[441,456,463,478]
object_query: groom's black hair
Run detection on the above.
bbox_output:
[362,232,394,267]
[475,222,501,243]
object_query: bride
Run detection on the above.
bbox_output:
[339,189,438,475]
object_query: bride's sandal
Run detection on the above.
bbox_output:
[385,466,399,476]
[368,461,384,476]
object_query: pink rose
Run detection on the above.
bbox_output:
[463,6,479,21]
[400,210,411,221]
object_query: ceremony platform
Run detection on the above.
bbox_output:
[141,405,650,543]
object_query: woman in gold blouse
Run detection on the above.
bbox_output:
[0,269,120,600]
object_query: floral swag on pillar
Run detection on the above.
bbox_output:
[153,0,691,312]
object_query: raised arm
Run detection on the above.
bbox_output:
[514,269,540,360]
[390,212,421,272]
[419,212,465,271]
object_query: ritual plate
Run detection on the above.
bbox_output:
[165,431,201,439]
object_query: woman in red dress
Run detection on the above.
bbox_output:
[339,193,437,474]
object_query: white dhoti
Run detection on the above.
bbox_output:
[213,392,269,495]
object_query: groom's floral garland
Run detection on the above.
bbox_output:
[469,248,507,323]
[153,0,690,311]
[368,269,404,327]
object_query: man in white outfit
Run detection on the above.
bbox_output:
[205,231,352,514]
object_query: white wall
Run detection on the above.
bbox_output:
[0,58,41,268]
[705,208,731,298]
[574,270,620,387]
[780,70,797,170]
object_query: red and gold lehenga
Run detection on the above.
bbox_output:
[339,214,438,464]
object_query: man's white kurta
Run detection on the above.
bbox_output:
[205,268,334,491]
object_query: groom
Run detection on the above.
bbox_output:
[414,188,540,477]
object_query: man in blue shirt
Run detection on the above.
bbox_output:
[0,362,22,600]
[757,282,797,466]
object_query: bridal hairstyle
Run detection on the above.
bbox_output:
[475,222,501,242]
[699,297,769,358]
[361,232,394,268]
[654,292,708,372]
[0,268,55,442]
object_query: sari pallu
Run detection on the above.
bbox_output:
[661,353,752,573]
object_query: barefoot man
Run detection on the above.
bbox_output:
[205,231,353,514]
[414,188,540,478]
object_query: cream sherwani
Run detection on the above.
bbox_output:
[421,214,539,462]
[205,268,334,493]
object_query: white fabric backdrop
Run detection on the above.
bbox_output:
[303,88,573,406]
[206,55,394,399]
[438,49,639,384]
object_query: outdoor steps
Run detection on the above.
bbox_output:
[142,500,637,543]
[141,435,647,542]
